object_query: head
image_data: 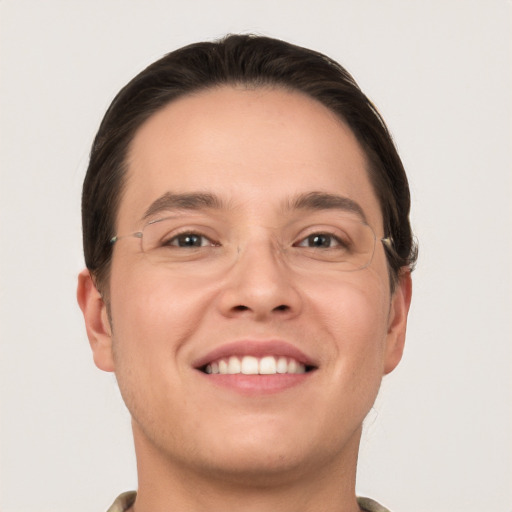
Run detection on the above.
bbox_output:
[82,34,416,298]
[78,35,416,491]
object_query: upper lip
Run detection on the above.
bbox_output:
[192,340,318,370]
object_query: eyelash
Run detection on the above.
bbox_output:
[163,231,219,248]
[293,232,348,249]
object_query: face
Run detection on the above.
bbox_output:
[79,86,411,483]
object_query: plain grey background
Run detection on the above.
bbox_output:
[1,1,511,511]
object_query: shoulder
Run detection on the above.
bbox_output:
[105,492,389,512]
[105,491,136,512]
[357,496,392,512]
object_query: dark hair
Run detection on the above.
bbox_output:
[82,34,417,293]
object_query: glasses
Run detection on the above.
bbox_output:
[110,216,393,272]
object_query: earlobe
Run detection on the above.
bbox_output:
[383,270,412,375]
[77,268,115,372]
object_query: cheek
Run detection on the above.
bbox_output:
[107,269,214,424]
[308,272,390,372]
[109,269,212,356]
[296,274,391,443]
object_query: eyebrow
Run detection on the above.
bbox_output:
[142,190,367,223]
[288,192,367,223]
[142,192,224,220]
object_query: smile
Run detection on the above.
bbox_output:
[203,355,309,375]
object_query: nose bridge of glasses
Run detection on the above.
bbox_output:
[223,237,299,299]
[233,229,284,264]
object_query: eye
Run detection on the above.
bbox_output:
[166,232,217,248]
[295,233,347,249]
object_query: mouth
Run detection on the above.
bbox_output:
[200,355,316,375]
[193,340,318,394]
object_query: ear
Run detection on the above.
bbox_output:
[383,269,412,375]
[77,268,115,372]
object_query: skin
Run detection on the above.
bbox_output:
[78,86,412,512]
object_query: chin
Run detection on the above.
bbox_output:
[191,422,358,485]
[196,448,318,486]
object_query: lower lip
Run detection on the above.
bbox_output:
[197,371,312,395]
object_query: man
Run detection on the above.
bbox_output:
[77,34,416,512]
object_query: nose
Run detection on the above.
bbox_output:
[216,238,303,321]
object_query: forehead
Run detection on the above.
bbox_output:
[120,86,382,230]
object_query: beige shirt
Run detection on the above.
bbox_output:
[106,491,391,512]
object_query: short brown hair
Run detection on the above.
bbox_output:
[82,34,417,293]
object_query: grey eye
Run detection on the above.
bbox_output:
[307,234,333,248]
[169,233,210,247]
[297,233,343,248]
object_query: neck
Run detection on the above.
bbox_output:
[130,421,362,512]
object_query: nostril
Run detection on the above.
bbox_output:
[228,304,292,315]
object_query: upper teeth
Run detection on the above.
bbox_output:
[205,356,306,375]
